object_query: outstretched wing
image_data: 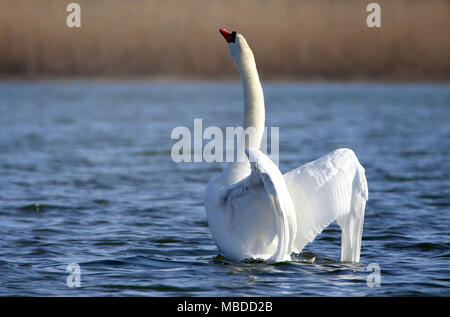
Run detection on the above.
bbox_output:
[222,149,297,262]
[284,148,368,262]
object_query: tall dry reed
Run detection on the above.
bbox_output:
[0,0,449,80]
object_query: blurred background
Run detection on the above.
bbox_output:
[0,0,449,80]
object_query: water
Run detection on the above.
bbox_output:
[0,81,449,296]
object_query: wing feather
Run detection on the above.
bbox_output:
[222,149,297,262]
[284,148,368,262]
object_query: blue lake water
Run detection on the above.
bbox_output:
[0,81,449,296]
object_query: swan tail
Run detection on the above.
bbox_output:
[336,162,368,263]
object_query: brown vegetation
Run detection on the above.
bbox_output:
[0,0,449,80]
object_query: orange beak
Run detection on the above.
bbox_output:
[219,28,235,43]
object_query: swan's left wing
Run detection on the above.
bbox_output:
[223,149,297,262]
[284,148,368,262]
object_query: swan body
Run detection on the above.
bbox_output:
[204,29,368,263]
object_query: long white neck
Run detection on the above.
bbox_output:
[222,44,265,182]
[237,51,265,150]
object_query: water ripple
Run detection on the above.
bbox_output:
[0,81,449,296]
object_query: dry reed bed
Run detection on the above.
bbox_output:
[0,0,449,80]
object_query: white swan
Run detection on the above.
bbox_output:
[204,29,368,263]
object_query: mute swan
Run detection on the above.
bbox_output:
[204,29,368,263]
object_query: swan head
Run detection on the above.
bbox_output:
[219,29,253,68]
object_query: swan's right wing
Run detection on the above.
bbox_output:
[284,148,368,262]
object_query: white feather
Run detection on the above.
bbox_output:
[284,148,368,262]
[210,149,296,262]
